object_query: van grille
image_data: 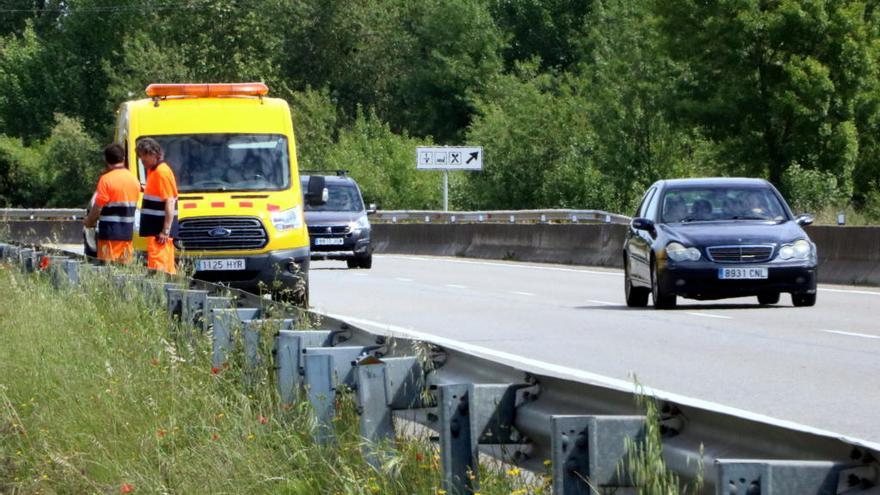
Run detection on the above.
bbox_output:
[308,225,351,236]
[707,245,774,263]
[177,217,268,251]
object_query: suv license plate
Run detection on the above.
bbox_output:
[718,267,768,280]
[315,237,344,246]
[196,259,245,271]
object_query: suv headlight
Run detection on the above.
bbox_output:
[778,239,813,260]
[666,242,701,262]
[349,216,371,232]
[271,206,303,231]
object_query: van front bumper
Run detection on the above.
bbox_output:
[189,247,310,293]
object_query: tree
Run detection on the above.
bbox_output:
[654,0,877,202]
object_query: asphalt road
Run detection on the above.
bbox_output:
[309,254,880,444]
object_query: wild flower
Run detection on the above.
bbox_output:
[120,483,134,493]
[258,416,268,425]
[211,367,220,375]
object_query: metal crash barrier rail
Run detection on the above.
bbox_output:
[372,209,632,225]
[2,240,879,495]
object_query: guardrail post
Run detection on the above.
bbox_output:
[715,460,877,495]
[438,383,474,495]
[210,308,261,368]
[354,356,423,464]
[241,319,294,386]
[62,260,80,285]
[303,345,374,444]
[274,330,333,405]
[551,415,645,494]
[166,288,208,340]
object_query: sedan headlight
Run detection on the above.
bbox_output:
[349,216,371,232]
[666,242,701,262]
[778,239,813,260]
[271,206,303,231]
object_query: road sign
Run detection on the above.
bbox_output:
[416,146,482,170]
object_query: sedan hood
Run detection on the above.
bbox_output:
[304,210,365,225]
[659,220,807,246]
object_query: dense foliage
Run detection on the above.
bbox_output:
[1,0,879,218]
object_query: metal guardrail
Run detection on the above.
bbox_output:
[0,208,631,225]
[2,241,879,495]
[372,209,632,225]
[0,208,85,220]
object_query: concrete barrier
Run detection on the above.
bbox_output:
[375,223,880,287]
[5,220,879,286]
[1,220,81,246]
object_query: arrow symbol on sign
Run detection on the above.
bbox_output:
[466,152,479,164]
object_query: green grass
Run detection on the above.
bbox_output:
[0,262,552,494]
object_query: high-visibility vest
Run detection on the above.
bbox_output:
[96,168,140,241]
[140,162,179,237]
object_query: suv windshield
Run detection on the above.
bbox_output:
[303,182,364,212]
[139,134,290,192]
[660,187,788,223]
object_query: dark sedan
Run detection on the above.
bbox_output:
[623,178,817,309]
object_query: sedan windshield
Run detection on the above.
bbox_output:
[660,187,788,223]
[303,183,364,212]
[139,134,290,192]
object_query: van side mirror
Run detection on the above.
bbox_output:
[795,214,814,226]
[306,176,326,206]
[367,203,377,215]
[631,217,655,232]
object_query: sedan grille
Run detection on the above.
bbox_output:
[177,217,268,251]
[308,225,351,236]
[707,245,774,263]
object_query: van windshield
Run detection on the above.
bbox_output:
[140,134,290,192]
[302,183,364,212]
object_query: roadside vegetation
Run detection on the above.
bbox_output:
[0,262,556,494]
[0,1,879,222]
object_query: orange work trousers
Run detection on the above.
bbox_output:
[97,240,134,264]
[147,237,177,275]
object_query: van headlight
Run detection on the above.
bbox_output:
[778,239,813,260]
[349,216,371,232]
[666,242,701,262]
[271,206,303,231]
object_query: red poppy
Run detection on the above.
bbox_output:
[259,416,268,425]
[120,483,134,493]
[157,429,166,438]
[211,367,220,375]
[416,453,425,462]
[211,433,220,441]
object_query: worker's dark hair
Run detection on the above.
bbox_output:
[135,138,163,159]
[103,143,125,165]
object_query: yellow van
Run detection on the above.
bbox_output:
[112,83,324,304]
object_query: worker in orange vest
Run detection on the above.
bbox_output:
[136,138,179,275]
[83,144,141,263]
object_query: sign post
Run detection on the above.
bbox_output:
[416,146,483,211]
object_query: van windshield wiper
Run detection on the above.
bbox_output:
[729,215,767,220]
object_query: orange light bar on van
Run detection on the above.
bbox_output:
[145,83,269,98]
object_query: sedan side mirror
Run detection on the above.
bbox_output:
[631,217,655,232]
[305,176,327,206]
[795,214,814,226]
[367,203,377,215]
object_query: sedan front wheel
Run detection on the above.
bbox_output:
[651,260,677,309]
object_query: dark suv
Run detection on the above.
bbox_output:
[301,172,374,269]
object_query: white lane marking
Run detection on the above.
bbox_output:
[382,255,623,277]
[588,299,617,306]
[320,311,880,452]
[395,277,414,282]
[685,312,733,320]
[445,284,468,289]
[821,330,880,340]
[511,291,535,296]
[819,287,880,296]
